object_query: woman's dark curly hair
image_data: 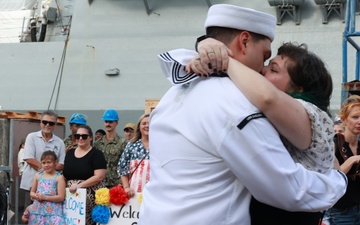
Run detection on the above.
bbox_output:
[279,42,333,114]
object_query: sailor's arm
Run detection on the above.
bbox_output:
[221,116,347,211]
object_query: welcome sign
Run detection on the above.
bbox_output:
[64,188,86,225]
[102,193,141,225]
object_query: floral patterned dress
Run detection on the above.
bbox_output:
[118,139,150,193]
[28,171,65,225]
[283,99,334,173]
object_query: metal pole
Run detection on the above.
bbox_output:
[8,120,14,206]
[350,0,356,33]
[142,0,151,15]
[342,33,348,83]
[15,178,18,225]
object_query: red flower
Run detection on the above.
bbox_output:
[109,186,129,205]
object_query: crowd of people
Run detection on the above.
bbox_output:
[18,109,146,225]
[12,3,360,225]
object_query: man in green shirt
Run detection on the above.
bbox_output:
[94,109,126,188]
[63,113,87,153]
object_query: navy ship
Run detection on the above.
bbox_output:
[0,0,356,126]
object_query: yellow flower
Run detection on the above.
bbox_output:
[138,193,143,204]
[95,188,110,206]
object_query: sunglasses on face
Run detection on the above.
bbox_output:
[104,121,114,124]
[42,120,56,126]
[74,134,90,140]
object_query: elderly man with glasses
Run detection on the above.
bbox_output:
[20,110,65,207]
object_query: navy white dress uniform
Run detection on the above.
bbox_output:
[139,4,347,225]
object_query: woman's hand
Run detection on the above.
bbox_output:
[69,183,78,193]
[348,155,360,166]
[187,55,212,76]
[125,187,135,198]
[186,38,232,75]
[353,155,360,165]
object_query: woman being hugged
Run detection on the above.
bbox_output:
[326,95,360,225]
[188,40,335,224]
[118,114,150,198]
[28,150,65,225]
[62,125,106,225]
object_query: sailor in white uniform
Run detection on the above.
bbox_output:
[139,4,347,225]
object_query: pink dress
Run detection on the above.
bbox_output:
[28,171,65,225]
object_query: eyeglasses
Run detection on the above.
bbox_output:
[124,128,134,133]
[42,120,56,126]
[104,121,114,124]
[74,134,90,140]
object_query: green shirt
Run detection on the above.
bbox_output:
[63,135,77,150]
[94,134,126,187]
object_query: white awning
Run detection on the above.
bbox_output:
[0,10,31,43]
[0,0,35,43]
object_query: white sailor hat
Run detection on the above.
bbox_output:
[204,4,276,42]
